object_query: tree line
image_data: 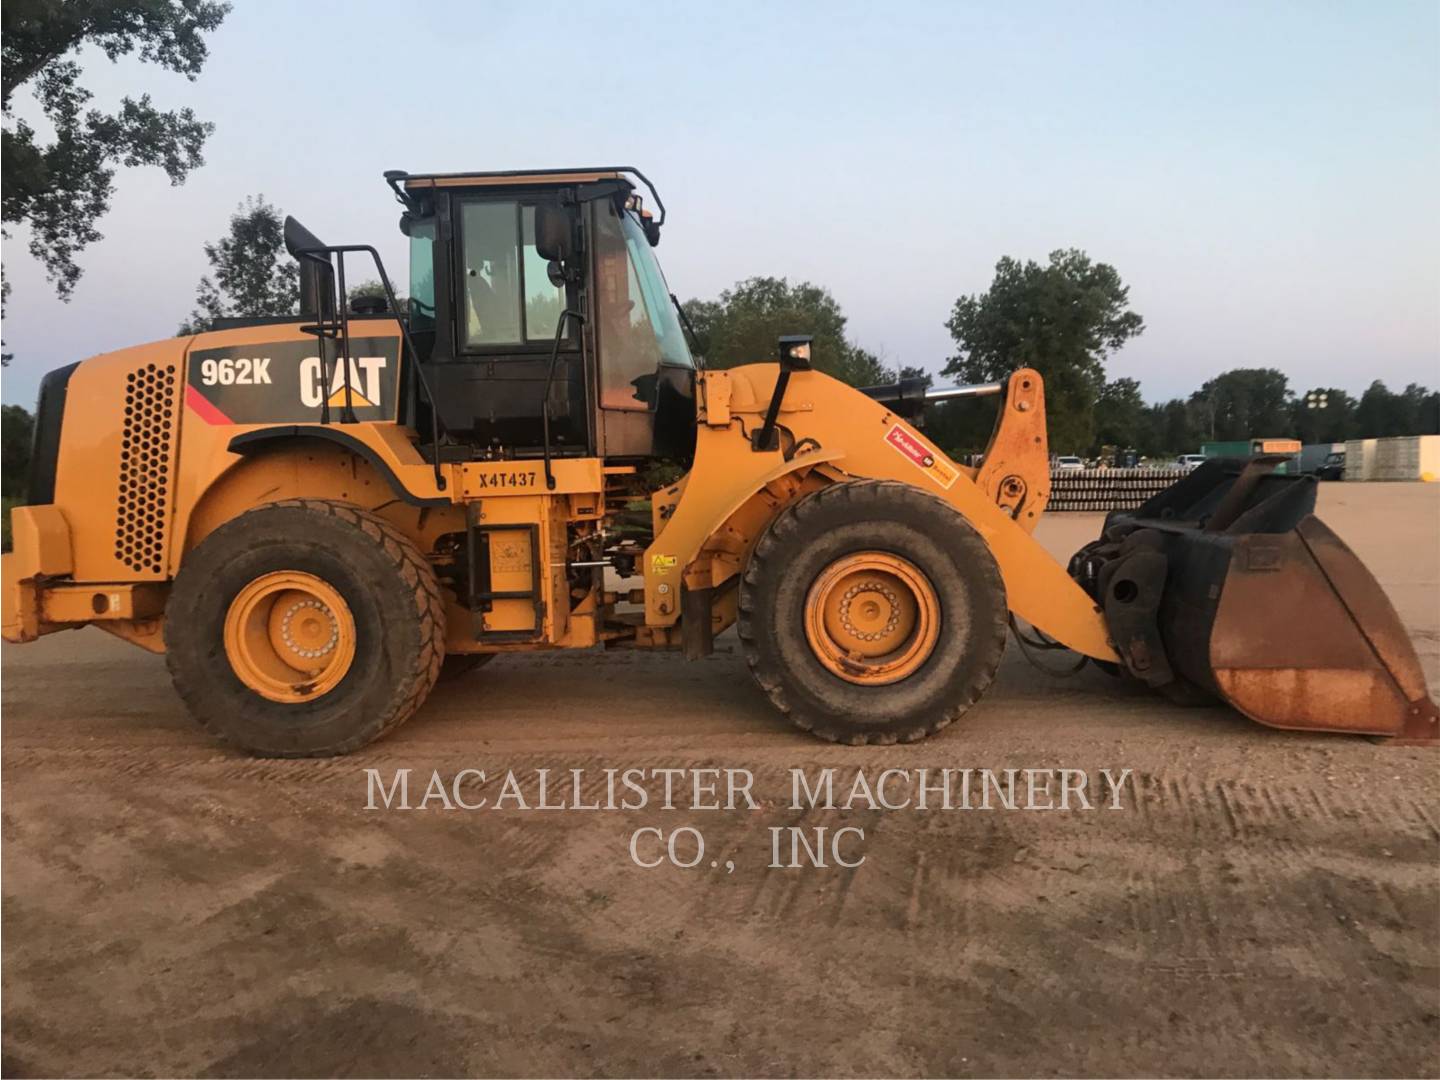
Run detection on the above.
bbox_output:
[681,252,1439,458]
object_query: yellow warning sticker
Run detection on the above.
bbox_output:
[651,554,678,574]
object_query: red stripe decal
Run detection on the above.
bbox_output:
[185,384,232,425]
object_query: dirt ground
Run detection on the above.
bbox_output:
[3,482,1438,1078]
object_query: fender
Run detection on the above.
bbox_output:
[179,434,468,567]
[227,426,449,508]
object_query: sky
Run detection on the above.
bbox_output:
[3,0,1438,408]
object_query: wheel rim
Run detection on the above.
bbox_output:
[223,571,356,703]
[804,552,942,685]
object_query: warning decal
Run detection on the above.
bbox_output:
[885,424,959,490]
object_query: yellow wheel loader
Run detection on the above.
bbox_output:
[3,167,1434,755]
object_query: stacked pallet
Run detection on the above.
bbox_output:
[1047,467,1189,512]
[1378,436,1440,481]
[1343,439,1378,481]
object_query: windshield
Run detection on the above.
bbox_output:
[593,202,693,410]
[620,213,693,370]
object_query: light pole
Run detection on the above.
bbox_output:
[1305,391,1328,443]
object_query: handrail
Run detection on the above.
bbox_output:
[539,309,586,491]
[292,243,448,492]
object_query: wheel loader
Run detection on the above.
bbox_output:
[3,166,1435,755]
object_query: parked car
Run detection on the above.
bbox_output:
[1054,455,1085,471]
[1176,454,1208,470]
[1317,451,1345,481]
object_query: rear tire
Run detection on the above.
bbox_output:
[165,499,446,756]
[739,480,1008,745]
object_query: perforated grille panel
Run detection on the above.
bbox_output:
[114,363,178,573]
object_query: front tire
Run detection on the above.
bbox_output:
[165,499,446,756]
[739,480,1008,745]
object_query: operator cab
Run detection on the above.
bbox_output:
[391,167,697,464]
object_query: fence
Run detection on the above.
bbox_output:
[1046,467,1189,512]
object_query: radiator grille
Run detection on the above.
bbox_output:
[114,363,177,573]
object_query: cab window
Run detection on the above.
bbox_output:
[593,200,692,409]
[458,201,566,348]
[406,218,437,331]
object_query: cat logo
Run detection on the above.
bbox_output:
[300,356,387,410]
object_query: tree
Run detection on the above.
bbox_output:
[1394,383,1433,437]
[682,276,888,387]
[3,0,230,303]
[1092,377,1146,452]
[943,249,1144,453]
[1422,390,1440,436]
[1350,381,1440,437]
[2,404,34,498]
[844,346,893,388]
[177,195,297,335]
[1136,399,1199,458]
[1354,380,1396,438]
[924,397,997,461]
[1188,368,1292,442]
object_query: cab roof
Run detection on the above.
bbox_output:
[389,166,665,226]
[394,167,633,191]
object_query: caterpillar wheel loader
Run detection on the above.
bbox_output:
[3,167,1435,755]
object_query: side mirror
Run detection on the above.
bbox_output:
[284,215,336,322]
[283,215,325,260]
[546,260,567,289]
[534,205,573,263]
[778,334,813,372]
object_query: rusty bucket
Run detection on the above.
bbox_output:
[1070,457,1439,742]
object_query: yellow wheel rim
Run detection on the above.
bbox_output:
[223,571,356,703]
[804,552,941,686]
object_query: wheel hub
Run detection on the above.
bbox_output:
[275,598,340,660]
[223,571,356,702]
[804,552,941,685]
